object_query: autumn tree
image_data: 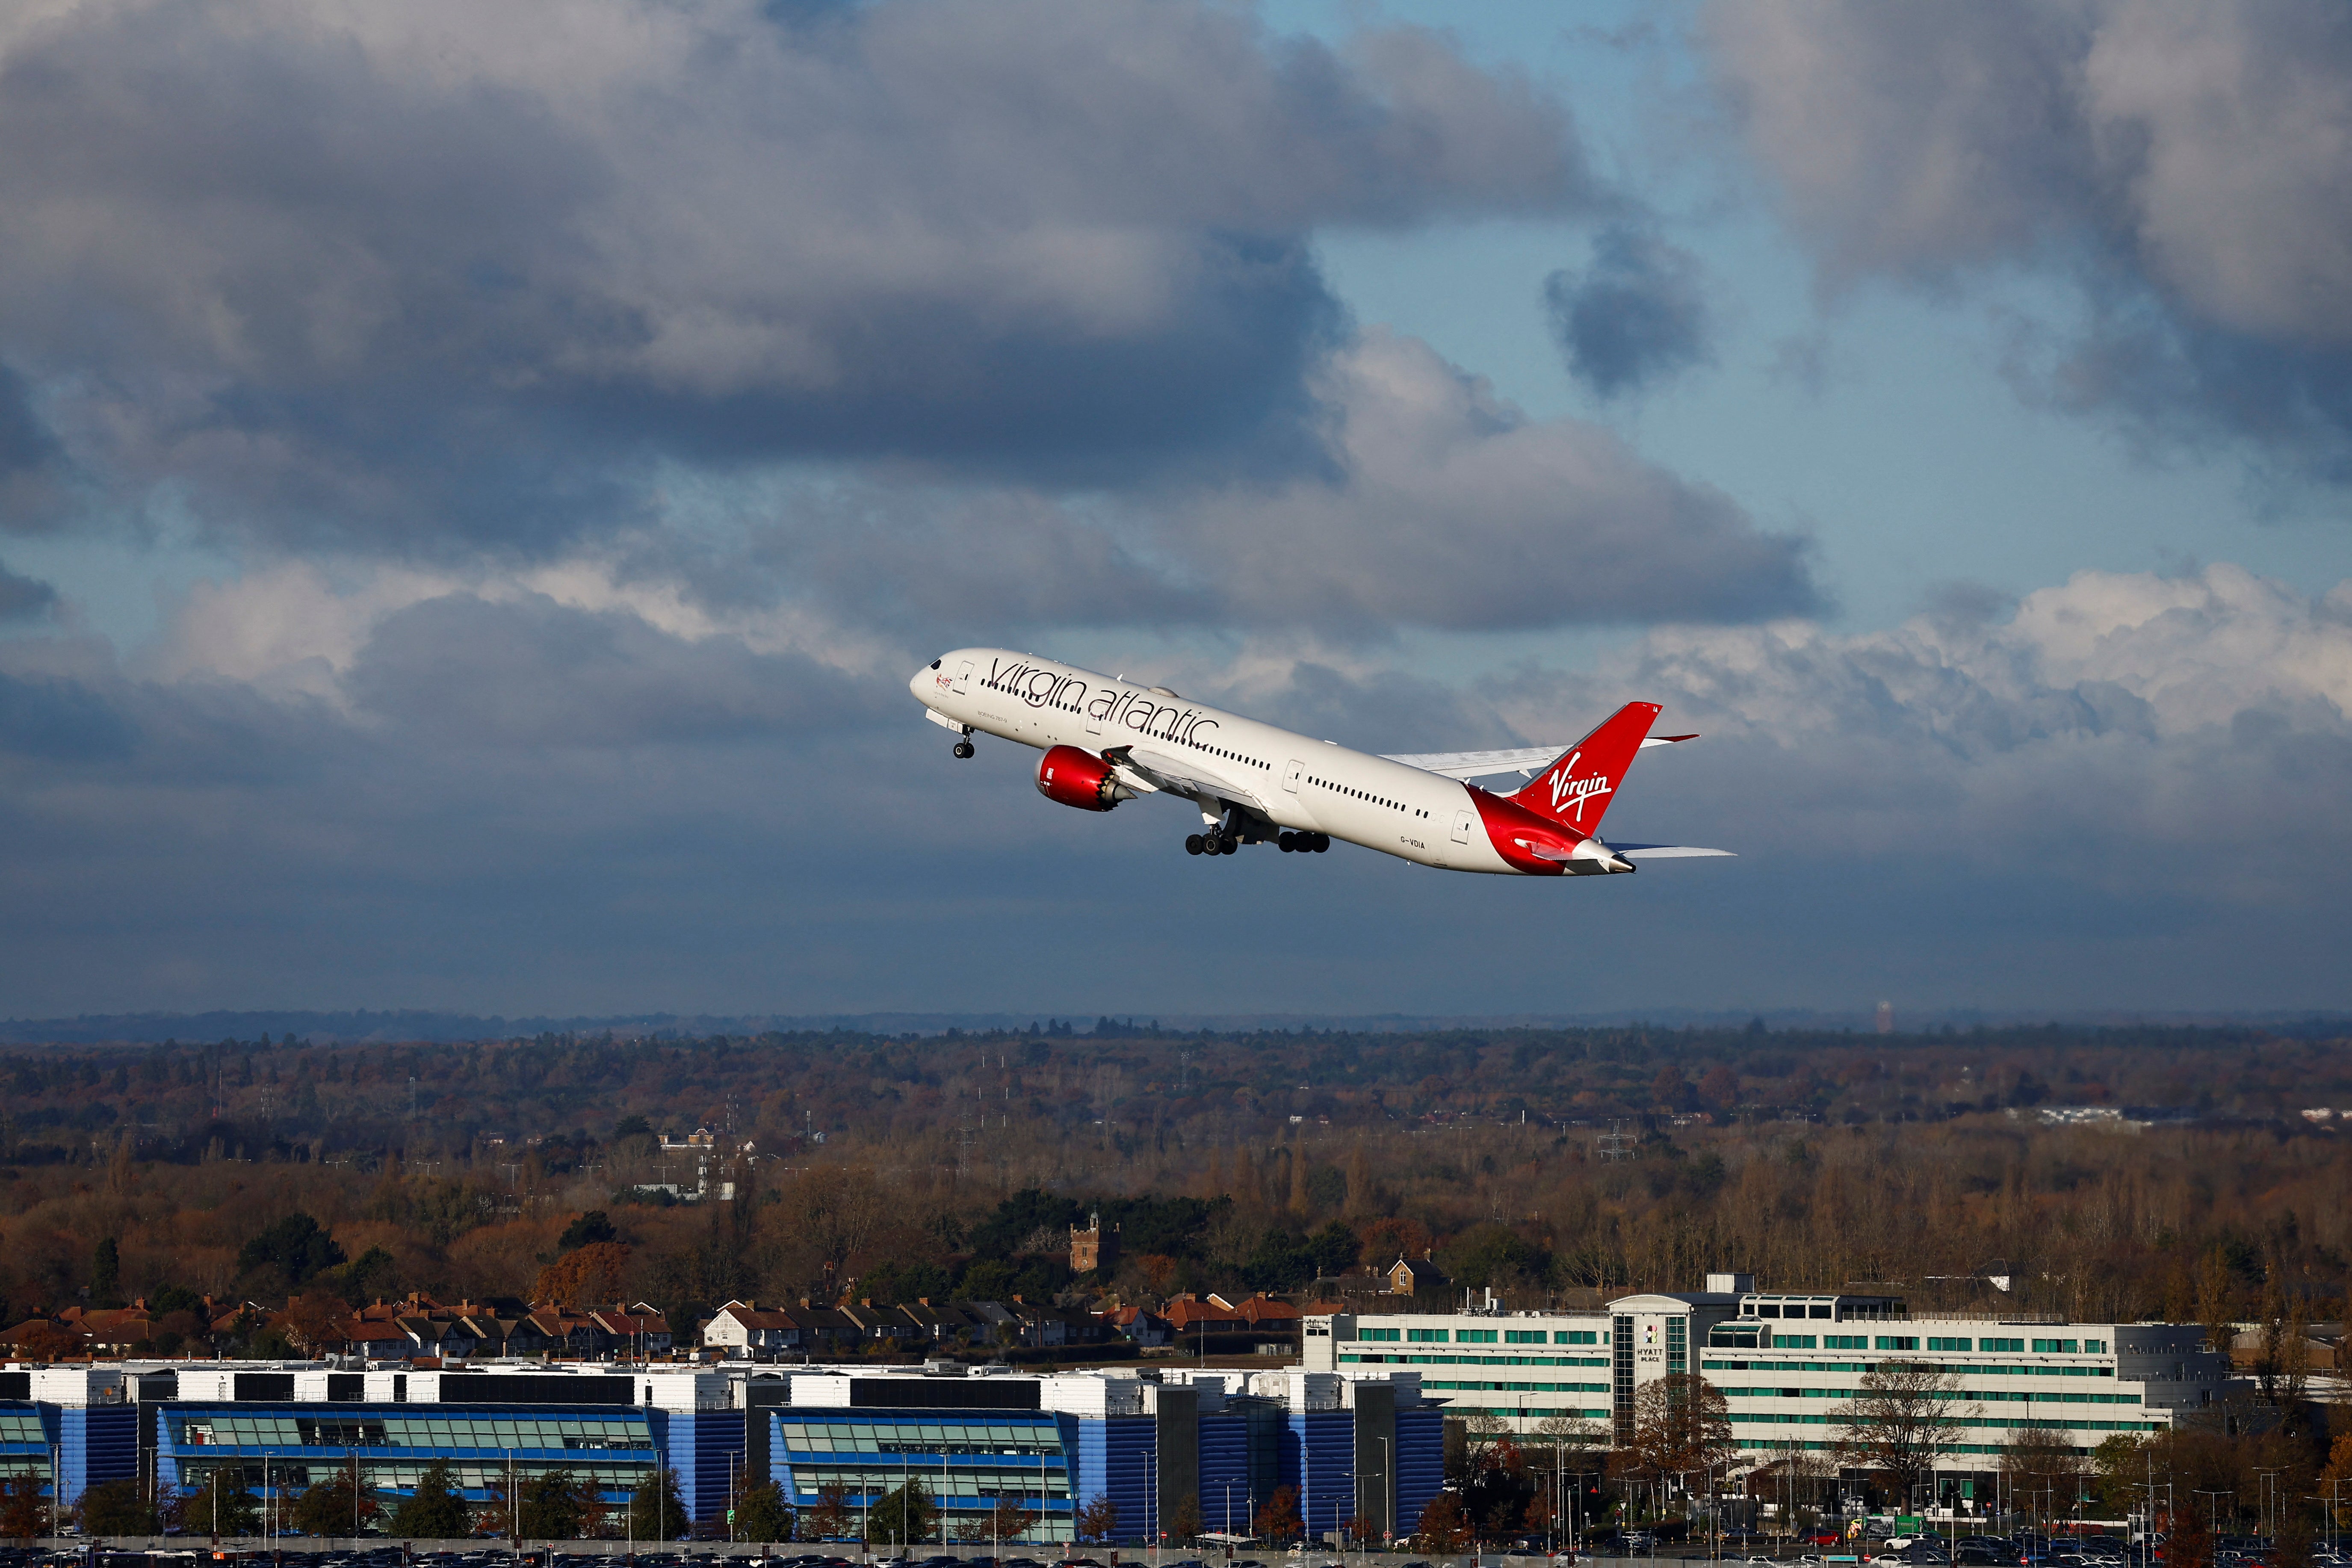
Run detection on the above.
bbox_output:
[272,1293,354,1357]
[535,1242,632,1308]
[0,1473,47,1540]
[1253,1483,1301,1543]
[1834,1362,1961,1506]
[803,1482,856,1543]
[1077,1492,1122,1544]
[1412,1492,1472,1554]
[12,1321,82,1360]
[956,1493,1041,1545]
[1627,1373,1734,1489]
[1167,1491,1202,1544]
[290,1457,381,1538]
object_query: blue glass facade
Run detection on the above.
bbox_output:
[0,1403,139,1503]
[768,1408,1078,1544]
[0,1403,55,1487]
[157,1404,661,1508]
[1392,1408,1445,1541]
[648,1409,748,1528]
[9,1365,1439,1544]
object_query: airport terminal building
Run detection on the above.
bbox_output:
[1,1362,1441,1547]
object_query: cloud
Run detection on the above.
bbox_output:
[1703,0,2352,478]
[343,591,874,749]
[704,332,1823,639]
[1543,225,1715,397]
[0,559,54,622]
[0,0,1599,554]
[0,556,2343,1015]
[1485,562,2352,907]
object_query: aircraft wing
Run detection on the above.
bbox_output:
[1103,744,1274,814]
[1384,734,1698,780]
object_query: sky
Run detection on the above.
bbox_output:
[1,0,2349,1022]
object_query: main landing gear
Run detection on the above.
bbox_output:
[1186,830,1329,856]
[952,739,975,759]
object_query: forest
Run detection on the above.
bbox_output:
[3,1019,2351,1338]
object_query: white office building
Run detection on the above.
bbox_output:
[1304,1271,2231,1467]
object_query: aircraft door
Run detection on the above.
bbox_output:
[953,660,972,694]
[1084,700,1101,737]
[1283,759,1302,793]
[1451,809,1474,845]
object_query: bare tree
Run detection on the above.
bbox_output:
[1833,1361,1961,1506]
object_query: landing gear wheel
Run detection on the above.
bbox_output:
[952,740,975,759]
[1215,834,1239,855]
[1185,834,1205,856]
[1312,833,1330,852]
[1277,832,1297,852]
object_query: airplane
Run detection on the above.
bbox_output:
[910,648,1733,877]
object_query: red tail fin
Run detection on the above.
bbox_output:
[1507,702,1661,836]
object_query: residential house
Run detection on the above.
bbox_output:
[1100,1305,1171,1346]
[348,1321,418,1361]
[590,1306,673,1356]
[1161,1295,1248,1336]
[703,1300,806,1360]
[1386,1255,1450,1296]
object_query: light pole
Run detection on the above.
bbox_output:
[2256,1469,2285,1546]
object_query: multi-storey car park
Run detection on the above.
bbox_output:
[1,1361,1441,1547]
[1306,1271,2231,1512]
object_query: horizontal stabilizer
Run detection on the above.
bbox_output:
[1612,845,1736,859]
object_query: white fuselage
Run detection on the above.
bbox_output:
[911,647,1521,873]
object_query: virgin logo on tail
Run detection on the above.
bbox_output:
[1548,751,1611,823]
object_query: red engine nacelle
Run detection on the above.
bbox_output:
[1036,744,1132,812]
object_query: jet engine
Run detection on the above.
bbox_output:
[1035,745,1134,812]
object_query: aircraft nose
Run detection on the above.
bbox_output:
[910,658,943,705]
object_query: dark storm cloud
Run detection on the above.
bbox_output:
[1543,226,1714,398]
[0,0,1596,555]
[1704,0,2352,480]
[0,669,134,760]
[0,560,54,622]
[689,333,1823,639]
